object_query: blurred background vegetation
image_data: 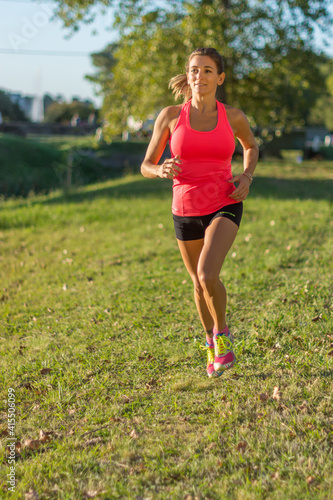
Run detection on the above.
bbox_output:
[0,0,332,197]
[80,0,333,138]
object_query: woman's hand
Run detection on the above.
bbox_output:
[159,155,182,179]
[228,173,251,201]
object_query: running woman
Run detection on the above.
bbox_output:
[141,47,259,377]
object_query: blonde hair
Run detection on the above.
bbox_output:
[169,47,225,102]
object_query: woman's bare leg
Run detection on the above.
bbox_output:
[176,217,239,333]
[197,217,239,332]
[176,238,214,333]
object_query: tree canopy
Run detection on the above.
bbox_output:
[44,99,96,124]
[308,61,333,130]
[52,0,332,137]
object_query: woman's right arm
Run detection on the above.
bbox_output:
[141,107,182,179]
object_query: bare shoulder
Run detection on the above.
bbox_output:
[155,104,182,134]
[224,104,247,123]
[145,104,183,160]
[224,104,250,135]
[165,104,183,116]
[157,104,182,125]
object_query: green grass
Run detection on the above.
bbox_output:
[0,134,148,198]
[32,134,149,153]
[0,159,332,499]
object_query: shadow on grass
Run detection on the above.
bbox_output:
[243,368,333,380]
[44,176,173,206]
[3,175,332,214]
[33,175,333,206]
[251,176,333,201]
[1,176,172,213]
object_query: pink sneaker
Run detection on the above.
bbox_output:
[200,342,223,378]
[213,326,236,373]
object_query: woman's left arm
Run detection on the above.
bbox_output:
[227,109,259,202]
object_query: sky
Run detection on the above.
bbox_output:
[0,0,332,108]
[0,0,117,106]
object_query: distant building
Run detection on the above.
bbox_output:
[6,91,95,123]
[7,92,44,122]
[8,93,34,120]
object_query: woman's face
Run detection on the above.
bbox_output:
[187,55,225,97]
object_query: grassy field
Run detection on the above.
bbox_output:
[0,158,332,499]
[0,134,148,197]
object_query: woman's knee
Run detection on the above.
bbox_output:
[189,275,203,296]
[198,271,219,294]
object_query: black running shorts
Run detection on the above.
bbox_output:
[173,202,243,241]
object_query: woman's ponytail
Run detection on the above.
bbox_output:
[169,73,192,102]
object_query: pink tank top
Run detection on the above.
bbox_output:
[169,100,237,216]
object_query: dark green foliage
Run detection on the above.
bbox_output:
[0,90,29,122]
[0,134,145,197]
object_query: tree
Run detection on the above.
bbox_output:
[308,61,333,130]
[52,1,332,136]
[85,43,118,98]
[43,94,55,115]
[0,90,29,122]
[44,100,96,124]
[50,0,113,33]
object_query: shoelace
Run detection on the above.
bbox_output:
[215,335,233,356]
[199,344,214,364]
